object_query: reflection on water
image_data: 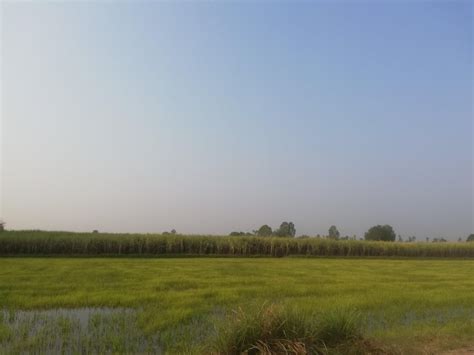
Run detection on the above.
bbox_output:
[0,308,161,354]
[364,307,474,333]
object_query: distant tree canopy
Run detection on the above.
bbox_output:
[256,225,273,237]
[274,222,296,237]
[229,231,252,236]
[297,235,310,239]
[328,225,340,240]
[365,225,396,242]
[467,234,474,242]
[0,221,4,233]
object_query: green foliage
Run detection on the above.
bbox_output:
[274,222,296,237]
[0,308,160,353]
[0,258,473,353]
[0,230,473,257]
[467,234,474,242]
[328,225,340,240]
[256,225,273,237]
[365,225,396,242]
[212,303,363,354]
[317,309,362,348]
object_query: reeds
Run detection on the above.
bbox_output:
[0,231,473,257]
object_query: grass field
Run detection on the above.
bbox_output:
[0,257,473,353]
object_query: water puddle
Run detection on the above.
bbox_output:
[364,307,474,333]
[0,307,161,354]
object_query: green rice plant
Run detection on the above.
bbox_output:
[0,258,472,353]
[0,308,161,353]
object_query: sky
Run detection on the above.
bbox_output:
[1,1,472,240]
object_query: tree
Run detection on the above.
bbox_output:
[364,225,396,242]
[328,225,340,240]
[0,220,4,233]
[171,229,177,235]
[256,225,273,237]
[288,222,296,237]
[274,222,296,237]
[466,234,474,242]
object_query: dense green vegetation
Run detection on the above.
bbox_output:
[0,258,472,353]
[1,230,473,257]
[364,225,396,241]
[213,304,366,354]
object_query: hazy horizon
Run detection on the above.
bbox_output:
[1,2,473,240]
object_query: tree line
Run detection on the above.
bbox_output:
[230,222,296,238]
[1,219,472,242]
[230,223,474,242]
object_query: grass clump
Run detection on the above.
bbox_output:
[212,303,368,354]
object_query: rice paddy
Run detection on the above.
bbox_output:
[0,257,472,353]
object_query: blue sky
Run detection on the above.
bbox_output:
[1,1,472,239]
